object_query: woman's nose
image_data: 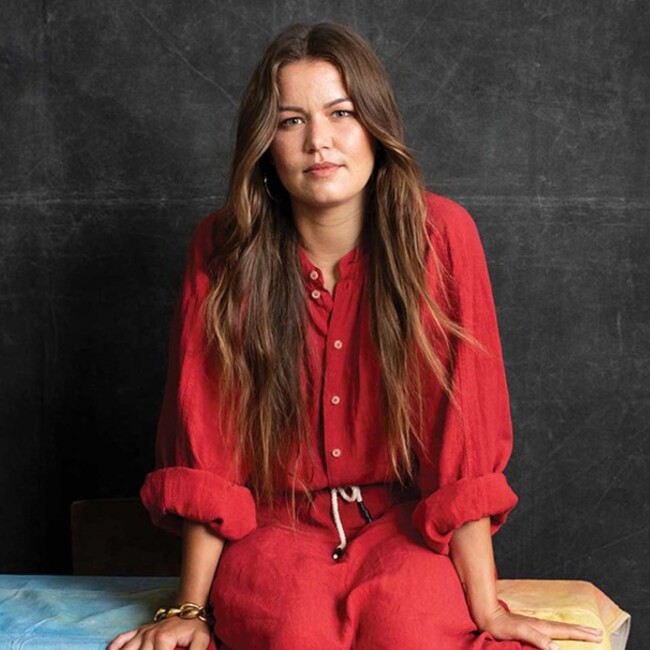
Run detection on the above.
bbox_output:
[304,116,332,152]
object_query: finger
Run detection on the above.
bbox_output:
[525,617,604,643]
[506,619,555,650]
[548,621,603,641]
[150,628,179,650]
[106,628,139,650]
[573,624,604,639]
[135,627,157,650]
[120,626,154,650]
[189,629,212,650]
[577,624,604,635]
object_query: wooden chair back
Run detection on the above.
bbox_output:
[70,497,181,576]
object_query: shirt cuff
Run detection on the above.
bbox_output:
[140,467,257,541]
[412,472,518,555]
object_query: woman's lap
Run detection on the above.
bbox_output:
[211,502,527,650]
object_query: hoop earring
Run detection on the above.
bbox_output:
[263,175,277,202]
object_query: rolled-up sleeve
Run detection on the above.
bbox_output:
[412,193,518,555]
[140,213,257,541]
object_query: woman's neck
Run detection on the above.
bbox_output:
[293,204,364,293]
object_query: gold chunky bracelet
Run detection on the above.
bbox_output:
[153,602,214,625]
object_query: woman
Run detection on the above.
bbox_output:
[109,22,603,650]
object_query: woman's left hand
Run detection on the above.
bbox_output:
[476,602,603,650]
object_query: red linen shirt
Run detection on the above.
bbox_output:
[141,191,518,555]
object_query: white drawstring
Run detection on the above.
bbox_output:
[330,486,371,561]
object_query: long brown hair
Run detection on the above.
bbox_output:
[204,22,465,502]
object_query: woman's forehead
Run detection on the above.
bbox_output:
[276,60,348,106]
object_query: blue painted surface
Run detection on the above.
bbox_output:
[0,575,178,649]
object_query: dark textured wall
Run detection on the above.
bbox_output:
[1,1,648,646]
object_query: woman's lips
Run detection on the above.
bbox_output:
[305,162,341,177]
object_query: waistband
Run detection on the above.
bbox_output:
[258,482,419,551]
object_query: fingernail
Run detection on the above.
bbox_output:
[549,644,560,650]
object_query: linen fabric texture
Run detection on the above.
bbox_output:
[140,192,525,649]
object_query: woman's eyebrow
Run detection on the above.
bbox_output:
[324,96,351,108]
[278,97,352,113]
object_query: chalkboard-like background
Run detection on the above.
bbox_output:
[1,1,648,647]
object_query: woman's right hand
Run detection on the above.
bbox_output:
[107,616,211,650]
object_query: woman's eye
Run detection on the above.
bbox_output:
[332,109,354,118]
[279,116,303,127]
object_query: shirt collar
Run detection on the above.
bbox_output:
[297,243,366,284]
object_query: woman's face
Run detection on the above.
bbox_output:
[268,59,375,218]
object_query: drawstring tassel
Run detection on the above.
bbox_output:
[330,486,372,561]
[357,500,373,524]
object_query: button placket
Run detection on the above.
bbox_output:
[320,263,363,485]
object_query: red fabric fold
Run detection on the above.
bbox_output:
[140,467,257,541]
[412,472,518,555]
